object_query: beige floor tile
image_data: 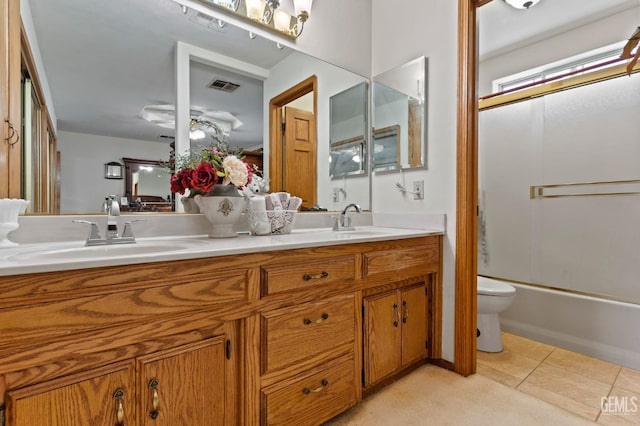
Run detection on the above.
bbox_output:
[615,368,640,394]
[543,348,621,385]
[518,380,601,421]
[519,362,613,417]
[477,348,541,380]
[476,362,524,388]
[502,332,556,362]
[598,415,640,425]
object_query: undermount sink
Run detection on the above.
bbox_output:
[9,238,209,262]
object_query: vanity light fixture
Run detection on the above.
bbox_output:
[173,0,313,39]
[503,0,541,9]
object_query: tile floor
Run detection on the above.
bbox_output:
[477,333,640,424]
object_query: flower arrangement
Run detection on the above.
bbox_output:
[170,140,256,196]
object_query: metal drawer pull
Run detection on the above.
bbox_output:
[393,303,399,327]
[303,379,329,394]
[113,389,125,426]
[402,300,408,324]
[303,271,329,281]
[303,313,329,325]
[148,378,160,420]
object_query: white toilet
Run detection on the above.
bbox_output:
[477,276,516,352]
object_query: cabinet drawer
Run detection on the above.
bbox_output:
[262,355,357,426]
[362,242,439,278]
[261,255,355,296]
[263,294,355,374]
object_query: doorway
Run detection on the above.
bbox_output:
[268,75,318,209]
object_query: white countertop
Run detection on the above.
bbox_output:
[0,226,442,276]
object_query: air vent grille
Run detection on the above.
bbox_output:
[208,79,241,92]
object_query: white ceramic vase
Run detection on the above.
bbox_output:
[0,198,30,248]
[194,185,246,238]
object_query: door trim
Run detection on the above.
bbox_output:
[455,0,479,377]
[268,75,317,192]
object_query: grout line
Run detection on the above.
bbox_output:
[516,347,555,389]
[595,367,624,422]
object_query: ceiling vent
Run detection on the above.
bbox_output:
[208,79,241,92]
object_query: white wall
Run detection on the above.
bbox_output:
[372,0,458,362]
[292,0,371,77]
[263,52,370,211]
[58,131,170,213]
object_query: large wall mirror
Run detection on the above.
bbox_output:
[24,0,370,214]
[372,56,428,172]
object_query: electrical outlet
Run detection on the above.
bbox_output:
[413,180,424,200]
[332,187,340,202]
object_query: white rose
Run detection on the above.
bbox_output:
[222,155,249,187]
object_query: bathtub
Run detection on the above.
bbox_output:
[499,281,640,371]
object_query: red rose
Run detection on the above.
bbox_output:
[191,162,218,193]
[245,163,254,186]
[170,169,194,195]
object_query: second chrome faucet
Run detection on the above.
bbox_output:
[333,203,362,231]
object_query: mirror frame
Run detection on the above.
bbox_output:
[122,157,173,211]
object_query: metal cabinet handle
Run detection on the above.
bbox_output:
[303,313,329,325]
[113,389,126,426]
[303,271,329,281]
[393,303,399,327]
[303,379,329,394]
[402,300,408,324]
[4,119,20,146]
[149,379,160,420]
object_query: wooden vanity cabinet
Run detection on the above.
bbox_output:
[363,282,429,387]
[0,235,442,425]
[256,253,361,426]
[0,257,244,426]
[5,361,135,426]
[4,337,231,426]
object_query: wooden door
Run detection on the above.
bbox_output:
[400,284,428,366]
[363,291,401,386]
[284,106,317,209]
[137,337,227,426]
[5,361,135,426]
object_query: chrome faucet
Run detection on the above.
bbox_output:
[333,203,361,231]
[104,196,121,239]
[74,196,143,246]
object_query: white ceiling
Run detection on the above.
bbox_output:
[27,0,639,148]
[27,0,293,147]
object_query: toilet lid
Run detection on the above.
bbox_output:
[477,277,516,297]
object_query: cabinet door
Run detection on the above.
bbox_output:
[137,336,227,426]
[363,291,401,386]
[400,284,428,366]
[5,361,135,426]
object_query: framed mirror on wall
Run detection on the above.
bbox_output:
[372,56,428,172]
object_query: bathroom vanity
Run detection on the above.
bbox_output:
[0,228,442,425]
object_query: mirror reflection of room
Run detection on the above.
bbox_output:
[20,0,370,215]
[372,56,427,172]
